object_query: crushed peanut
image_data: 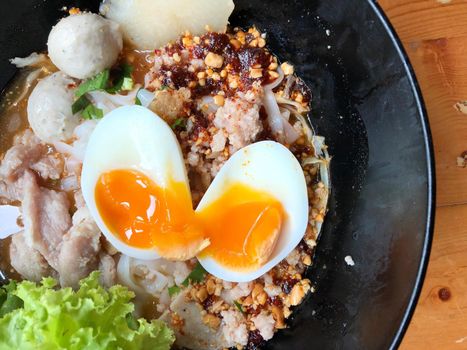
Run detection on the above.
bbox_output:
[68,7,80,15]
[230,39,242,50]
[271,305,286,329]
[205,52,224,68]
[182,37,193,47]
[213,95,225,106]
[287,279,311,306]
[251,283,268,305]
[281,62,295,75]
[173,53,181,63]
[249,68,263,79]
[249,39,259,47]
[203,314,221,329]
[196,287,208,302]
[268,61,278,70]
[268,70,280,79]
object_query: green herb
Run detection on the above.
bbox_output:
[82,104,104,120]
[168,285,181,297]
[182,262,207,287]
[171,118,187,130]
[233,300,244,314]
[160,85,169,91]
[75,69,110,98]
[71,95,91,114]
[107,64,134,93]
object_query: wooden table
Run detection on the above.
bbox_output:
[377,1,467,348]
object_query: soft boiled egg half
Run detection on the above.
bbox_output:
[82,105,309,282]
[196,141,309,282]
[81,105,209,261]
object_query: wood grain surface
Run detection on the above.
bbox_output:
[377,0,467,348]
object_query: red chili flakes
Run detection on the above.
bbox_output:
[202,294,215,310]
[246,330,265,350]
[268,296,283,308]
[160,65,195,89]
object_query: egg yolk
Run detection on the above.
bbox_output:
[198,183,284,271]
[95,169,208,260]
[95,170,284,268]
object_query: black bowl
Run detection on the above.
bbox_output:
[0,0,435,349]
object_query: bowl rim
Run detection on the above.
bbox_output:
[367,1,436,348]
[0,1,437,347]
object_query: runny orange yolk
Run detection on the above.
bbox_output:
[95,169,207,261]
[95,169,284,269]
[197,183,285,271]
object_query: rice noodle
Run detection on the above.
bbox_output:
[53,141,74,155]
[60,175,80,192]
[53,119,97,171]
[263,88,299,144]
[280,108,290,121]
[87,86,141,112]
[277,90,331,240]
[136,88,155,107]
[117,255,147,294]
[117,255,191,298]
[9,53,47,68]
[264,67,284,90]
[282,75,295,99]
[276,95,309,114]
[10,68,43,107]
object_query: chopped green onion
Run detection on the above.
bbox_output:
[233,300,244,314]
[82,104,104,120]
[121,77,134,91]
[107,64,135,93]
[182,262,207,287]
[71,95,91,115]
[168,285,181,297]
[108,64,134,93]
[171,118,187,130]
[160,85,169,90]
[135,95,142,106]
[75,69,110,98]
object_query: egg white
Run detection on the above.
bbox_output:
[196,141,309,282]
[81,105,190,260]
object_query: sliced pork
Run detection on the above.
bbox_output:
[99,253,117,288]
[57,207,101,288]
[0,130,64,203]
[9,231,55,282]
[22,171,71,270]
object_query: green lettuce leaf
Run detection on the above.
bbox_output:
[0,272,174,350]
